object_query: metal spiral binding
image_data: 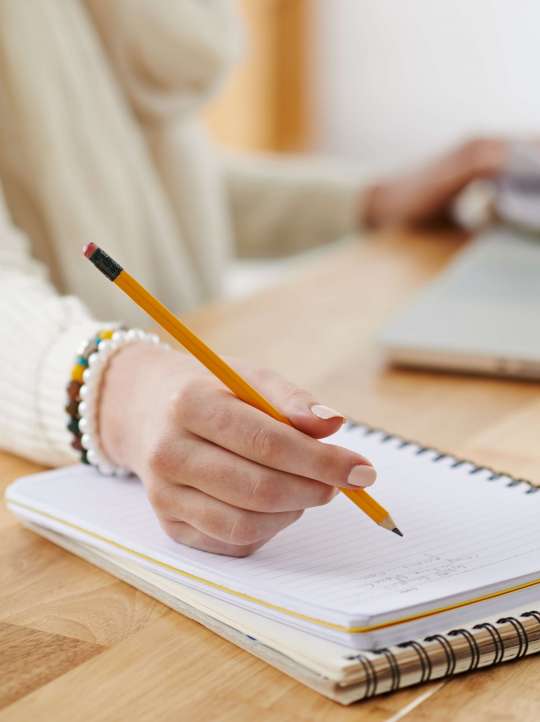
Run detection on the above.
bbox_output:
[357,611,540,697]
[344,419,540,494]
[471,622,505,665]
[423,633,456,677]
[396,640,433,682]
[447,628,481,671]
[377,648,401,692]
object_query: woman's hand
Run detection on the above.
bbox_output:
[363,137,507,228]
[98,343,376,557]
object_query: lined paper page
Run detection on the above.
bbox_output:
[7,424,540,627]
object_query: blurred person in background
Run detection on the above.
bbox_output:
[0,1,511,556]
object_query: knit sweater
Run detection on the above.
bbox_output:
[0,0,364,467]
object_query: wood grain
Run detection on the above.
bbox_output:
[2,229,540,720]
[402,655,540,722]
[0,622,103,710]
[0,613,441,722]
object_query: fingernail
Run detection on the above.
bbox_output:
[347,465,377,487]
[311,404,345,421]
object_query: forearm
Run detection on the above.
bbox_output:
[222,151,366,258]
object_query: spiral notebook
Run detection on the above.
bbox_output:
[6,422,540,703]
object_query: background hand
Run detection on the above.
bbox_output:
[363,137,507,227]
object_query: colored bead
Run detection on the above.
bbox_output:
[81,450,89,464]
[100,329,114,340]
[67,417,79,435]
[67,380,81,402]
[75,355,89,368]
[71,436,83,452]
[65,399,79,417]
[71,364,85,382]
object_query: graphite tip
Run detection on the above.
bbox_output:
[392,527,404,538]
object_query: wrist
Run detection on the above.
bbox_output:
[99,341,180,471]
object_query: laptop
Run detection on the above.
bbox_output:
[379,226,540,379]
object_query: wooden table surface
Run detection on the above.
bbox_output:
[2,230,540,721]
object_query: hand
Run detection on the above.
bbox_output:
[363,137,508,228]
[98,343,376,556]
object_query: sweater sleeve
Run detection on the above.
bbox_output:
[221,150,368,258]
[0,189,104,466]
[85,0,367,259]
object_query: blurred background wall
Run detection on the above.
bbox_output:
[311,0,540,175]
[205,0,308,152]
[206,0,540,174]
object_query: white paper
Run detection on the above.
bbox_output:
[7,424,540,646]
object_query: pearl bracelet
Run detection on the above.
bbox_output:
[68,328,168,476]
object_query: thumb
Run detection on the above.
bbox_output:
[238,366,346,439]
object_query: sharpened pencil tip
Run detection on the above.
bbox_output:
[392,527,404,537]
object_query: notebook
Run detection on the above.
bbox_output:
[20,523,540,705]
[6,422,540,703]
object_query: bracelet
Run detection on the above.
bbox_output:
[66,327,167,476]
[66,327,119,468]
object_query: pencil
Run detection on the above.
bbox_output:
[83,243,403,537]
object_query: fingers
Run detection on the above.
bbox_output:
[175,385,376,489]
[455,137,507,179]
[150,483,303,548]
[159,520,266,557]
[231,363,345,439]
[149,434,338,512]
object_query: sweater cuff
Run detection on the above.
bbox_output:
[38,319,105,466]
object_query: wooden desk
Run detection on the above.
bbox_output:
[2,230,540,721]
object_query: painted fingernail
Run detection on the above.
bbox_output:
[311,404,345,421]
[347,465,377,487]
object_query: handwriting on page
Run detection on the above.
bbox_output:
[354,553,481,594]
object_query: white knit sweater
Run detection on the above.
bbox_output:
[0,0,364,467]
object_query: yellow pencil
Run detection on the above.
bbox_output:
[83,243,403,536]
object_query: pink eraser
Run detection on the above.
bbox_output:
[83,242,97,259]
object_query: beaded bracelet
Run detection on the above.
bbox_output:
[66,327,118,467]
[66,327,167,476]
